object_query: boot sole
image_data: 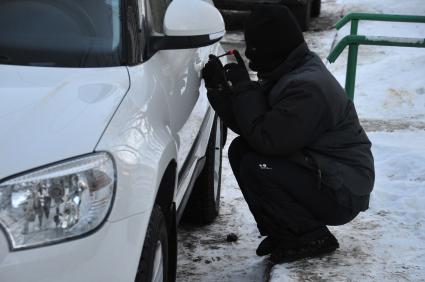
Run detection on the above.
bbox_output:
[269,244,338,264]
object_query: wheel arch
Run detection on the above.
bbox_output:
[153,160,178,282]
[154,160,177,221]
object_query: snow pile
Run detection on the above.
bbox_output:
[271,131,425,281]
[329,0,425,122]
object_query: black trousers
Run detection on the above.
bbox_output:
[228,137,358,244]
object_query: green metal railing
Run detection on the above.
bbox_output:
[327,13,425,100]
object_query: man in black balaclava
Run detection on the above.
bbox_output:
[202,5,374,263]
[244,6,304,74]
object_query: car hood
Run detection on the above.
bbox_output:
[0,65,129,180]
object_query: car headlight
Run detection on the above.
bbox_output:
[0,152,115,250]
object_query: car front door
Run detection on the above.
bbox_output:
[144,0,219,183]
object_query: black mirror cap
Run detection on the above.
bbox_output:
[147,34,223,57]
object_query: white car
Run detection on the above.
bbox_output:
[0,0,226,281]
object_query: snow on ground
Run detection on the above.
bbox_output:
[329,0,425,124]
[271,131,425,281]
[177,0,425,281]
[177,131,270,281]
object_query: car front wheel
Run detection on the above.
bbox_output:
[136,206,169,282]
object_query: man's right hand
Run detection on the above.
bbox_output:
[202,55,228,90]
[223,50,250,87]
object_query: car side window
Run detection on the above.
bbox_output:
[124,0,145,64]
[146,0,170,34]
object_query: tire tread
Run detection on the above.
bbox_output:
[136,206,168,282]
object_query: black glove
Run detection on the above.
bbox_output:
[224,50,250,86]
[202,55,228,89]
[224,63,250,86]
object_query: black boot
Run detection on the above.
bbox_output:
[256,236,276,256]
[270,233,339,263]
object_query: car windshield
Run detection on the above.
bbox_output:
[0,0,123,67]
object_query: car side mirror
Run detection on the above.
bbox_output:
[149,0,225,56]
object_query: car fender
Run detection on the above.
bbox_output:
[96,65,178,222]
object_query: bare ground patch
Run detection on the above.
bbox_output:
[361,118,425,132]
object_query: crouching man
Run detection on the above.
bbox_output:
[202,5,375,263]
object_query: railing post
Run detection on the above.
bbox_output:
[345,19,359,100]
[329,13,425,100]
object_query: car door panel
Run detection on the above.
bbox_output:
[152,44,221,169]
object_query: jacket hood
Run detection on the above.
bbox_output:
[245,5,305,74]
[0,65,129,180]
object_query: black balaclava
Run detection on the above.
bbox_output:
[244,5,305,74]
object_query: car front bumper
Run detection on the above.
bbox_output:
[0,211,150,282]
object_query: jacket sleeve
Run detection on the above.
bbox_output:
[206,87,241,135]
[230,80,331,156]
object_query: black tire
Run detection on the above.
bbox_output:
[222,124,228,148]
[311,0,321,17]
[182,115,223,225]
[291,2,312,31]
[136,206,169,282]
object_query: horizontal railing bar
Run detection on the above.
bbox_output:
[327,35,425,63]
[335,13,425,30]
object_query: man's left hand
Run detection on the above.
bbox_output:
[202,55,228,90]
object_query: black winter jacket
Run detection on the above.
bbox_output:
[207,43,375,212]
